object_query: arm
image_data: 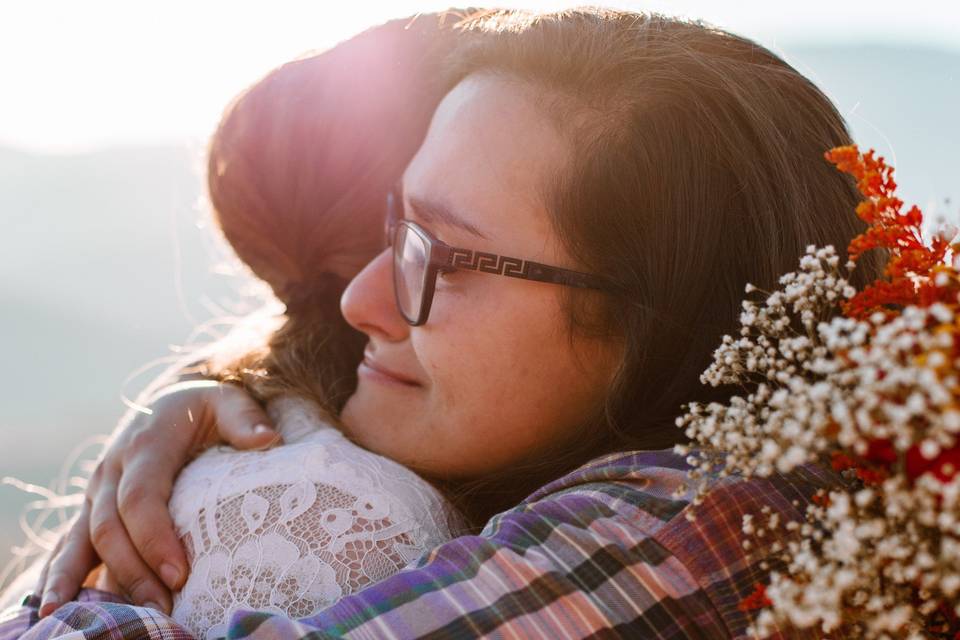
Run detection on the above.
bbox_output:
[4,450,844,640]
[233,455,728,639]
[4,455,729,640]
[237,488,726,639]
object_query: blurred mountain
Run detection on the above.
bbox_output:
[0,43,958,586]
[0,144,254,582]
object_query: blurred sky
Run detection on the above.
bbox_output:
[2,0,959,154]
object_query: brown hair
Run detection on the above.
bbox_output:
[202,12,469,417]
[438,8,885,519]
[201,7,884,527]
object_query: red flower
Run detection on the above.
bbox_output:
[906,442,960,483]
[864,438,897,465]
[812,492,832,507]
[738,582,773,612]
[855,466,888,485]
[831,451,857,472]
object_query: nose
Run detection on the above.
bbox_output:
[341,248,410,342]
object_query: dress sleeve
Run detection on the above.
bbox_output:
[225,473,729,640]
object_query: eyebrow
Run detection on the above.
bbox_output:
[406,195,490,241]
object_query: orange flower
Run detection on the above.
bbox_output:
[824,145,958,319]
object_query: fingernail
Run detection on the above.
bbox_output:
[159,563,182,589]
[39,591,60,617]
[253,424,274,435]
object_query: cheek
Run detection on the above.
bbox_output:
[419,283,541,406]
[411,285,601,477]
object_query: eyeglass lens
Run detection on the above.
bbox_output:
[393,223,429,323]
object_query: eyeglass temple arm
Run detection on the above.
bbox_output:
[439,247,610,291]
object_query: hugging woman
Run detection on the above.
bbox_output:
[3,7,882,639]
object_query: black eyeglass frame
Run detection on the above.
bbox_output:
[385,187,613,326]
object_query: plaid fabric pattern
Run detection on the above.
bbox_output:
[0,590,192,640]
[0,450,845,639]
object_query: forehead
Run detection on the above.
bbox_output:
[401,73,572,259]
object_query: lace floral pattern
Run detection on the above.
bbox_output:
[168,396,462,640]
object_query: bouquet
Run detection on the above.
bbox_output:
[676,146,960,639]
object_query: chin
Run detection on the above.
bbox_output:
[341,394,408,449]
[339,389,461,477]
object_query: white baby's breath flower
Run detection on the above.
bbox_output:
[677,243,960,639]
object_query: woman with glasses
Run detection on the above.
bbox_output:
[9,7,882,639]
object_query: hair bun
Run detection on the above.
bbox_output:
[280,272,350,315]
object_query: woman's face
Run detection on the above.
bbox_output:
[339,73,623,480]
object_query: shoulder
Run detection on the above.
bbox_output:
[516,449,843,639]
[516,450,693,539]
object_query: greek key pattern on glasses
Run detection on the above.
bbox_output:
[450,249,527,277]
[448,247,602,288]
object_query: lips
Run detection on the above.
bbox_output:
[360,355,421,386]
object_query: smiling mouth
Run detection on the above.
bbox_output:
[358,358,421,387]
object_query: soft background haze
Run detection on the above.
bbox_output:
[1,0,958,586]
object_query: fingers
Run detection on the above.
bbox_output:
[32,542,59,610]
[115,452,188,595]
[33,380,276,619]
[104,383,275,593]
[32,539,59,599]
[211,384,282,450]
[34,449,112,610]
[88,480,171,613]
[90,382,275,606]
[37,506,98,618]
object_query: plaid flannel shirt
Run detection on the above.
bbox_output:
[0,450,844,639]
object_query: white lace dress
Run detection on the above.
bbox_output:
[167,396,463,640]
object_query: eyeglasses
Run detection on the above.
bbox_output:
[384,184,613,326]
